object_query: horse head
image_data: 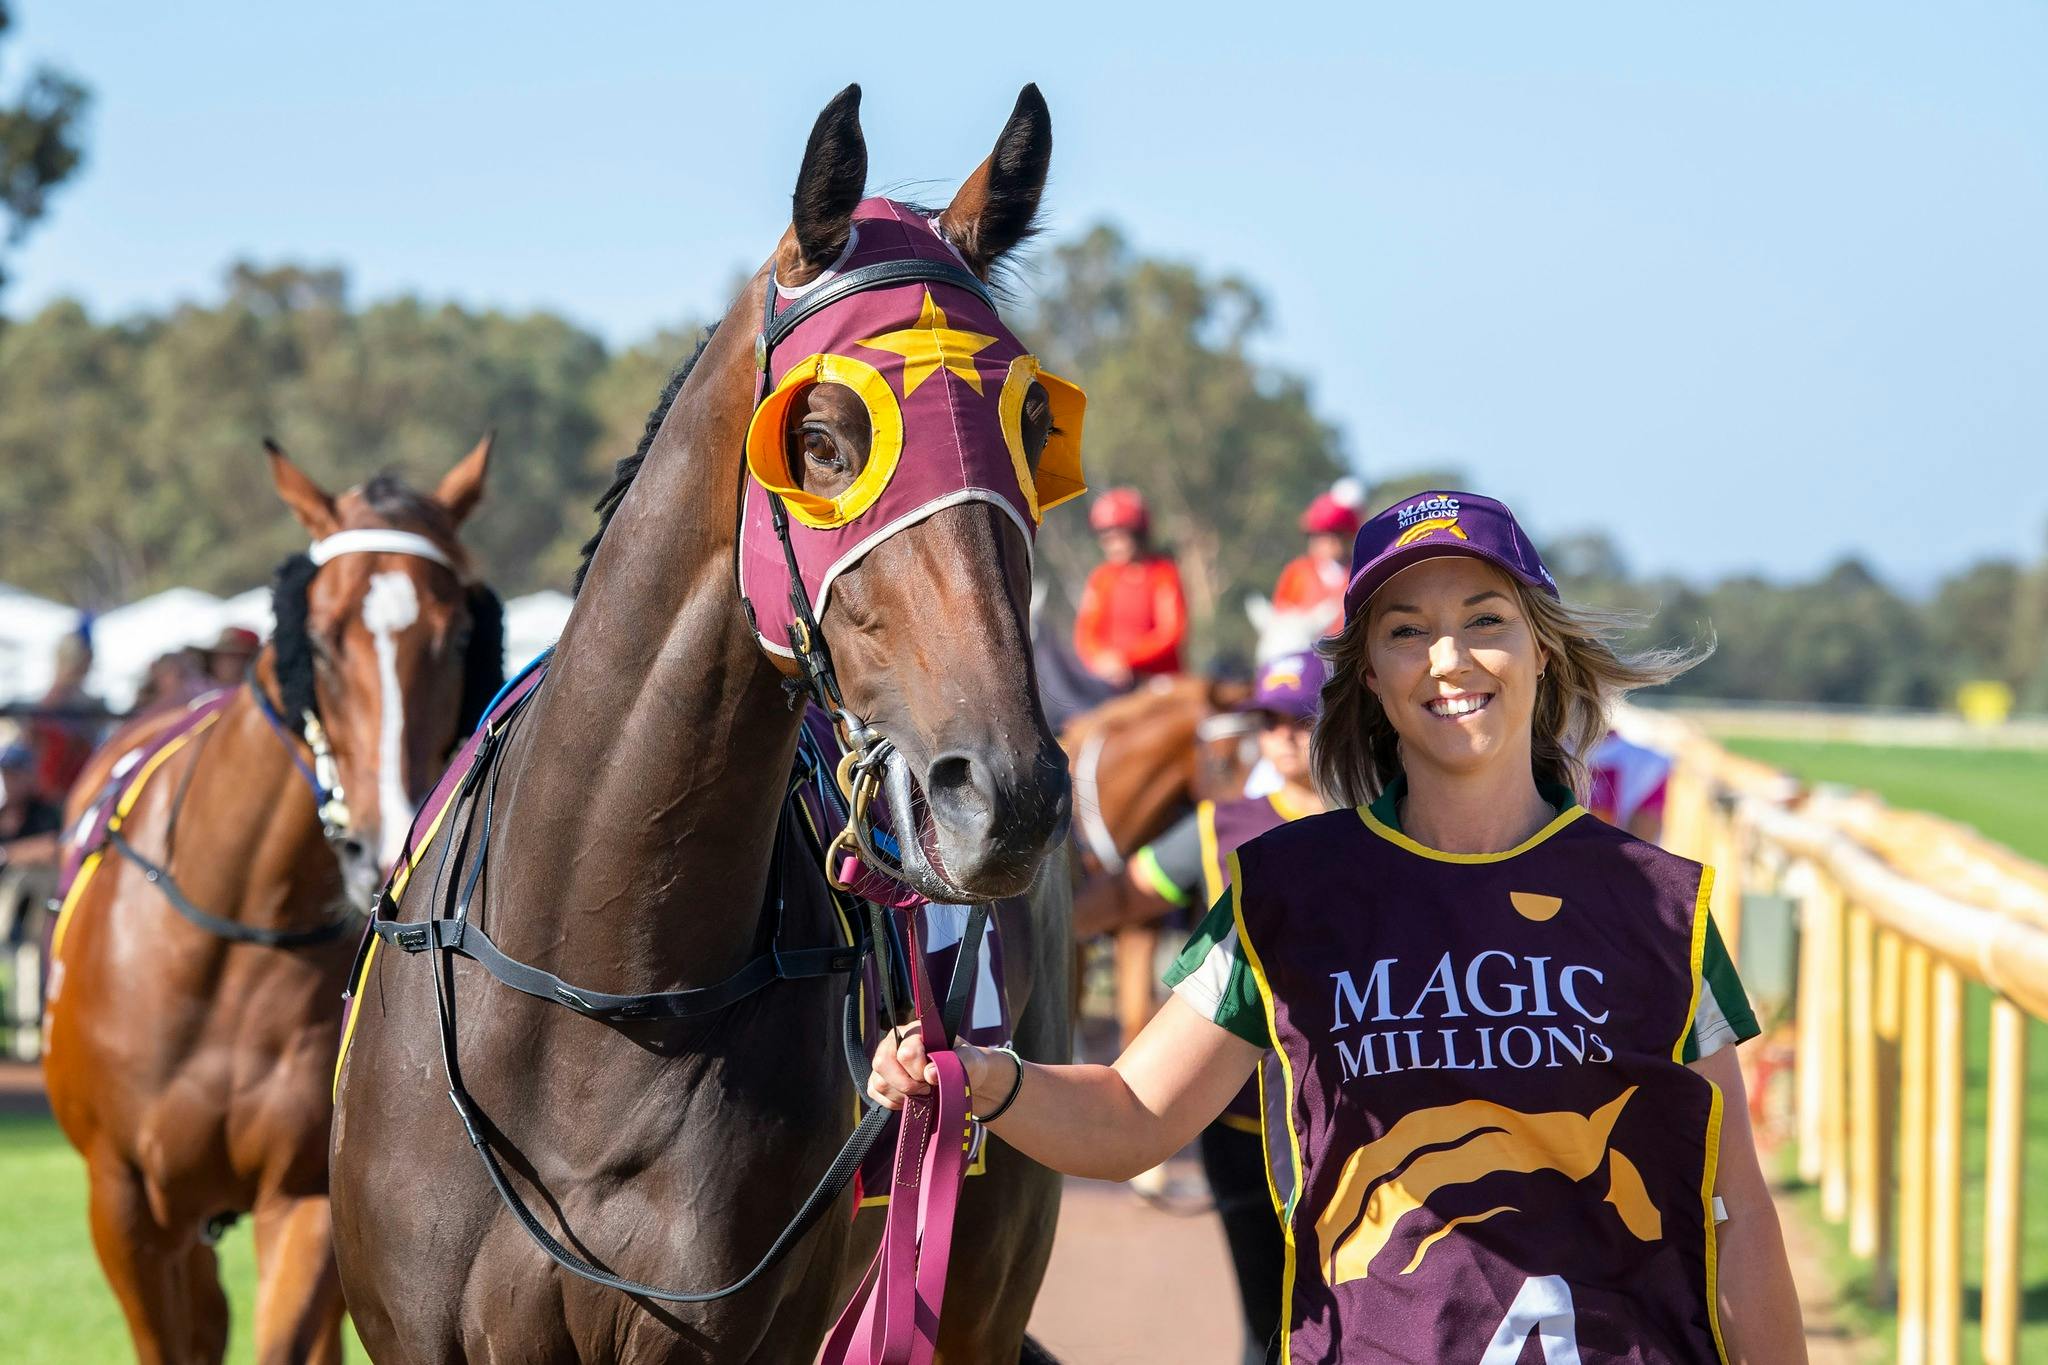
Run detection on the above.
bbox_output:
[264,435,501,905]
[737,85,1084,902]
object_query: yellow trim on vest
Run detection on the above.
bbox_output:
[1701,1080,1730,1363]
[1216,1111,1263,1136]
[50,709,225,960]
[1267,788,1320,824]
[1196,800,1224,907]
[1355,801,1585,864]
[743,352,907,530]
[1255,1056,1287,1217]
[1228,848,1303,1362]
[1674,865,1716,1063]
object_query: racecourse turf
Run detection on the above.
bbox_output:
[1725,738,2048,1362]
[0,1110,363,1362]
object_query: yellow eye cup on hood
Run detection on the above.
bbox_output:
[744,353,906,530]
[998,356,1089,522]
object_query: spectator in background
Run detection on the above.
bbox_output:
[1074,488,1187,687]
[1587,728,1673,843]
[0,741,61,874]
[1270,482,1365,635]
[204,626,261,685]
[133,649,213,717]
[28,626,101,806]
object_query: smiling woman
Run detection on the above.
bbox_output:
[874,490,1810,1364]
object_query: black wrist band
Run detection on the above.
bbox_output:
[974,1046,1025,1123]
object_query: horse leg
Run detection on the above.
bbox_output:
[251,1194,345,1365]
[1111,923,1161,1052]
[84,1154,228,1364]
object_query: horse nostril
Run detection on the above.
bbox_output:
[338,836,371,866]
[924,752,994,835]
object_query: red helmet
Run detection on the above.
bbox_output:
[1089,487,1151,535]
[1301,491,1361,536]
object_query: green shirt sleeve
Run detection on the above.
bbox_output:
[1683,912,1759,1062]
[1164,891,1272,1048]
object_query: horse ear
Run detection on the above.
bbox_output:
[264,438,338,538]
[938,85,1052,278]
[787,84,867,278]
[435,429,493,525]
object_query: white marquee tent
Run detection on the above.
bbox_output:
[0,582,574,713]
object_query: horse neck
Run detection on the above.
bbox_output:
[493,311,800,983]
[184,685,338,923]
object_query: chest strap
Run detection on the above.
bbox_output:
[371,914,862,1022]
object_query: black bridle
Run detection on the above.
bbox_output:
[742,257,1003,888]
[359,256,1004,1305]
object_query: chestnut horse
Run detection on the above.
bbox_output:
[331,87,1078,1363]
[42,438,500,1364]
[1063,677,1251,1050]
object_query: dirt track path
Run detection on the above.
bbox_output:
[1029,1160,1245,1364]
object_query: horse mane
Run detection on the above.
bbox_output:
[458,583,506,735]
[574,327,719,596]
[270,553,321,726]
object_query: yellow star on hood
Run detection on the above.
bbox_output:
[855,289,998,396]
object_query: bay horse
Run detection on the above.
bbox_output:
[42,437,500,1364]
[1062,677,1250,1052]
[331,86,1081,1363]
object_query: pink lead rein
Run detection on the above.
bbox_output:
[821,912,977,1365]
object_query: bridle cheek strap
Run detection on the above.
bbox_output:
[292,528,464,838]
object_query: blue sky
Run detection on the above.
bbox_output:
[7,2,2044,588]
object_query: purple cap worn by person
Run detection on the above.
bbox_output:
[1245,651,1328,721]
[1342,490,1558,621]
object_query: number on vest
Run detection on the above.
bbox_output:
[1478,1275,1581,1364]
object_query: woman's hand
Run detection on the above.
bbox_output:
[867,1028,1000,1111]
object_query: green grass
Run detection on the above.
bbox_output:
[0,1112,362,1363]
[1721,739,2048,864]
[1725,739,2048,1361]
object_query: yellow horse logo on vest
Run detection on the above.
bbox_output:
[1314,1086,1662,1284]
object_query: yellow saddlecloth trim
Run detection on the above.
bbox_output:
[1675,865,1716,1063]
[1216,1110,1263,1136]
[1196,800,1224,907]
[1228,848,1304,1361]
[1355,801,1585,864]
[50,709,225,960]
[744,352,907,530]
[1701,1079,1730,1362]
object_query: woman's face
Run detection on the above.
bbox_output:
[1362,556,1544,785]
[1256,712,1314,784]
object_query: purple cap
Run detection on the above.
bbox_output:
[1343,490,1557,621]
[1244,651,1327,721]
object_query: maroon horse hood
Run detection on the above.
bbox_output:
[738,198,1086,657]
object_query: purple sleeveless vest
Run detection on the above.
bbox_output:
[1233,804,1725,1364]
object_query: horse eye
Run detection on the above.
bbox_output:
[1021,384,1053,469]
[799,427,846,472]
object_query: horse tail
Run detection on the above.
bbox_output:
[1020,1334,1062,1365]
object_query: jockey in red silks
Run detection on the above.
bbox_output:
[1271,486,1362,629]
[1073,488,1187,686]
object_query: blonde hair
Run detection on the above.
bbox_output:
[1311,572,1710,808]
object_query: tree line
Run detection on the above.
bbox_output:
[3,251,2043,714]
